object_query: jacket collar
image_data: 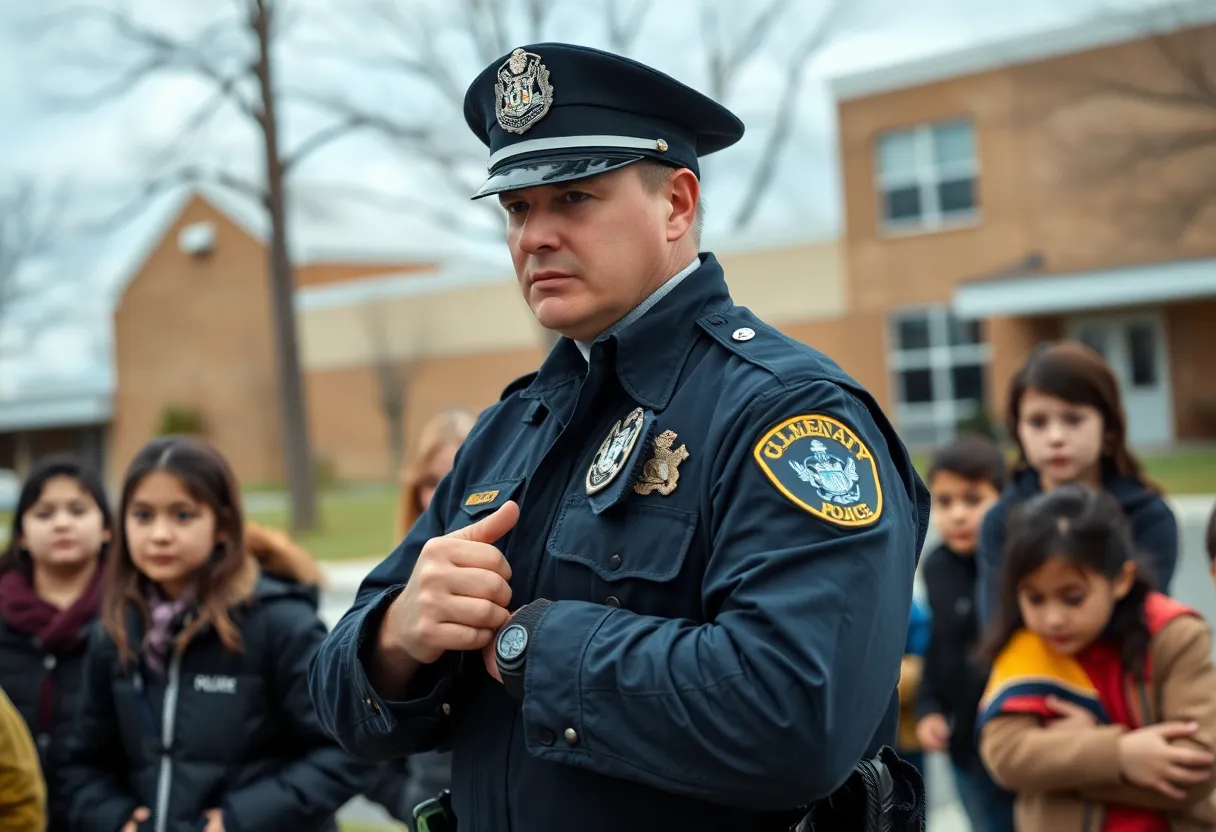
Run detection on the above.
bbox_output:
[523,253,732,419]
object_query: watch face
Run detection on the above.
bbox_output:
[496,623,528,662]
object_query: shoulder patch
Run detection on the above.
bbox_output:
[499,370,540,401]
[753,414,882,527]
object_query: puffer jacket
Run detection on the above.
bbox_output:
[977,468,1177,625]
[60,541,379,832]
[0,572,98,832]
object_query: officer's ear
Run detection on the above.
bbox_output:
[664,167,700,244]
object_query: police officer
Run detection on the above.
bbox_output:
[309,42,929,831]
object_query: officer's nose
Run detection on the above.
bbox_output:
[516,207,562,255]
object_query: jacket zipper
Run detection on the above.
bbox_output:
[154,651,183,832]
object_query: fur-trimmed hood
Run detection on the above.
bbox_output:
[244,522,327,591]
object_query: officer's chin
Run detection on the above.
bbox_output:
[530,296,596,341]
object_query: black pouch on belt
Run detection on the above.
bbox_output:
[791,746,926,832]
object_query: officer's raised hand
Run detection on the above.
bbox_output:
[373,502,518,691]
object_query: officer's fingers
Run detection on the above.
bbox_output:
[444,501,520,545]
[428,622,496,652]
[134,807,151,822]
[444,540,513,582]
[438,595,512,631]
[445,567,513,608]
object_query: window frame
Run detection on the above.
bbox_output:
[887,305,992,446]
[874,117,981,236]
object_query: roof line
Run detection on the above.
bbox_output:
[828,0,1216,102]
[295,263,514,311]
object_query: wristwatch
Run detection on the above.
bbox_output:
[494,599,553,701]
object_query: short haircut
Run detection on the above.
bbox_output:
[635,160,705,246]
[927,433,1008,493]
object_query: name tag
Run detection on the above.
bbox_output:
[465,490,500,507]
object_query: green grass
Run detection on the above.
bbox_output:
[1139,446,1216,495]
[911,445,1216,495]
[246,486,399,562]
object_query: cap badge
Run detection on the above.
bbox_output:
[495,48,554,135]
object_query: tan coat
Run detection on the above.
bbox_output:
[980,615,1216,831]
[0,685,45,832]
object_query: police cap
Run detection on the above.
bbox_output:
[463,42,745,200]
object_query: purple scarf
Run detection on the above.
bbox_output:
[141,583,195,675]
[0,566,103,732]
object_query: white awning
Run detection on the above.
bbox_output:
[952,257,1216,319]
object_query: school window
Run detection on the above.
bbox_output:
[888,306,991,446]
[875,118,978,233]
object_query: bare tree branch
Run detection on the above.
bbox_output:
[361,302,413,479]
[68,166,266,243]
[701,0,789,102]
[316,185,503,242]
[731,2,842,229]
[281,119,366,174]
[0,180,73,356]
[1029,5,1216,242]
[31,5,259,119]
[1149,24,1216,104]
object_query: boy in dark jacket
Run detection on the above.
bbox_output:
[915,434,1015,832]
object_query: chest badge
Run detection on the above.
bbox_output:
[586,407,646,495]
[633,430,688,496]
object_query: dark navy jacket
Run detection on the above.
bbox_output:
[976,468,1178,626]
[60,575,378,832]
[309,254,930,831]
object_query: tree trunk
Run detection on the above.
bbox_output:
[253,0,317,532]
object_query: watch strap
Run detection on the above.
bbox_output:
[497,598,554,701]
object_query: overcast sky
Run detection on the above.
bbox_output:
[0,0,1124,387]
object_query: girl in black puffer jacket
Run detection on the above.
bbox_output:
[60,436,378,832]
[0,455,114,832]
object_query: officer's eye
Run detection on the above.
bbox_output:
[502,201,528,215]
[562,191,590,204]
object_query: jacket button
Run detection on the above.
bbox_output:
[43,655,56,670]
[36,733,51,749]
[563,728,579,745]
[538,728,555,746]
[605,596,621,608]
[441,702,451,716]
[607,554,621,570]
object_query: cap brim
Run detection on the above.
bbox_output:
[471,152,645,200]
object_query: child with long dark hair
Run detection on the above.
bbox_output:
[976,340,1177,625]
[0,455,113,832]
[59,436,376,832]
[977,484,1216,831]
